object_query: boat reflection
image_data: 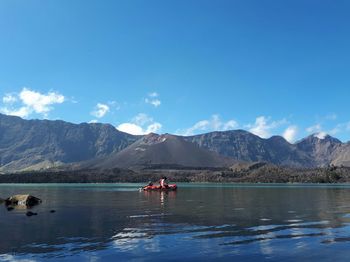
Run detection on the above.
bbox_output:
[142,190,177,206]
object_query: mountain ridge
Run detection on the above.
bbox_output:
[1,113,350,171]
[0,113,138,171]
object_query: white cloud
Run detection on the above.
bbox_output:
[322,121,350,137]
[145,92,161,107]
[248,116,286,138]
[132,113,153,126]
[117,113,162,135]
[88,119,98,123]
[117,123,145,135]
[283,125,298,143]
[315,132,327,139]
[306,124,322,134]
[223,120,238,130]
[149,92,159,98]
[328,125,341,136]
[2,94,17,104]
[107,100,121,111]
[305,115,347,138]
[146,122,162,133]
[306,123,331,139]
[91,103,110,118]
[117,122,162,135]
[19,88,64,114]
[0,87,65,118]
[0,106,30,118]
[178,115,239,136]
[145,98,161,107]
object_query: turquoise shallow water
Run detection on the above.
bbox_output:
[1,183,350,261]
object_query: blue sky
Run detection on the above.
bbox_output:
[1,0,350,142]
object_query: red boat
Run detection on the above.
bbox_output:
[142,184,177,191]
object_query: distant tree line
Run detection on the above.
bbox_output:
[1,165,350,183]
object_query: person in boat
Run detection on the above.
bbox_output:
[159,176,169,189]
[141,181,154,191]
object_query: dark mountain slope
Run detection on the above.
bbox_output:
[0,113,138,171]
[88,133,235,169]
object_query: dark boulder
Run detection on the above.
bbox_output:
[5,195,42,207]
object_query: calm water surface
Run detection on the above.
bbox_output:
[1,183,350,261]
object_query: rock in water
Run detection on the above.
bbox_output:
[26,211,38,217]
[5,195,42,207]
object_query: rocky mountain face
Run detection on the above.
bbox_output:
[185,131,349,168]
[184,130,313,167]
[330,143,350,167]
[0,114,138,172]
[295,134,342,166]
[87,133,235,169]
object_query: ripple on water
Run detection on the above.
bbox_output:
[260,218,272,221]
[128,213,169,218]
[285,219,304,223]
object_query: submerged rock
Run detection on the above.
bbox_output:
[5,195,42,207]
[26,211,38,217]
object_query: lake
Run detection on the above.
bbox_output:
[1,183,350,261]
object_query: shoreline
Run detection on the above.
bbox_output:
[3,182,350,186]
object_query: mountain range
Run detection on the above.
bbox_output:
[1,113,350,172]
[0,114,138,172]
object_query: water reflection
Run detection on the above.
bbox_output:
[142,190,177,207]
[1,184,350,260]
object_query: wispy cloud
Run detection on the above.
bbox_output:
[325,113,337,121]
[91,103,110,118]
[132,113,153,126]
[2,93,17,104]
[149,92,158,98]
[324,121,350,137]
[145,92,161,107]
[0,87,65,118]
[347,122,350,131]
[306,123,332,139]
[178,114,238,136]
[306,124,322,134]
[117,113,162,135]
[247,116,286,138]
[306,114,344,139]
